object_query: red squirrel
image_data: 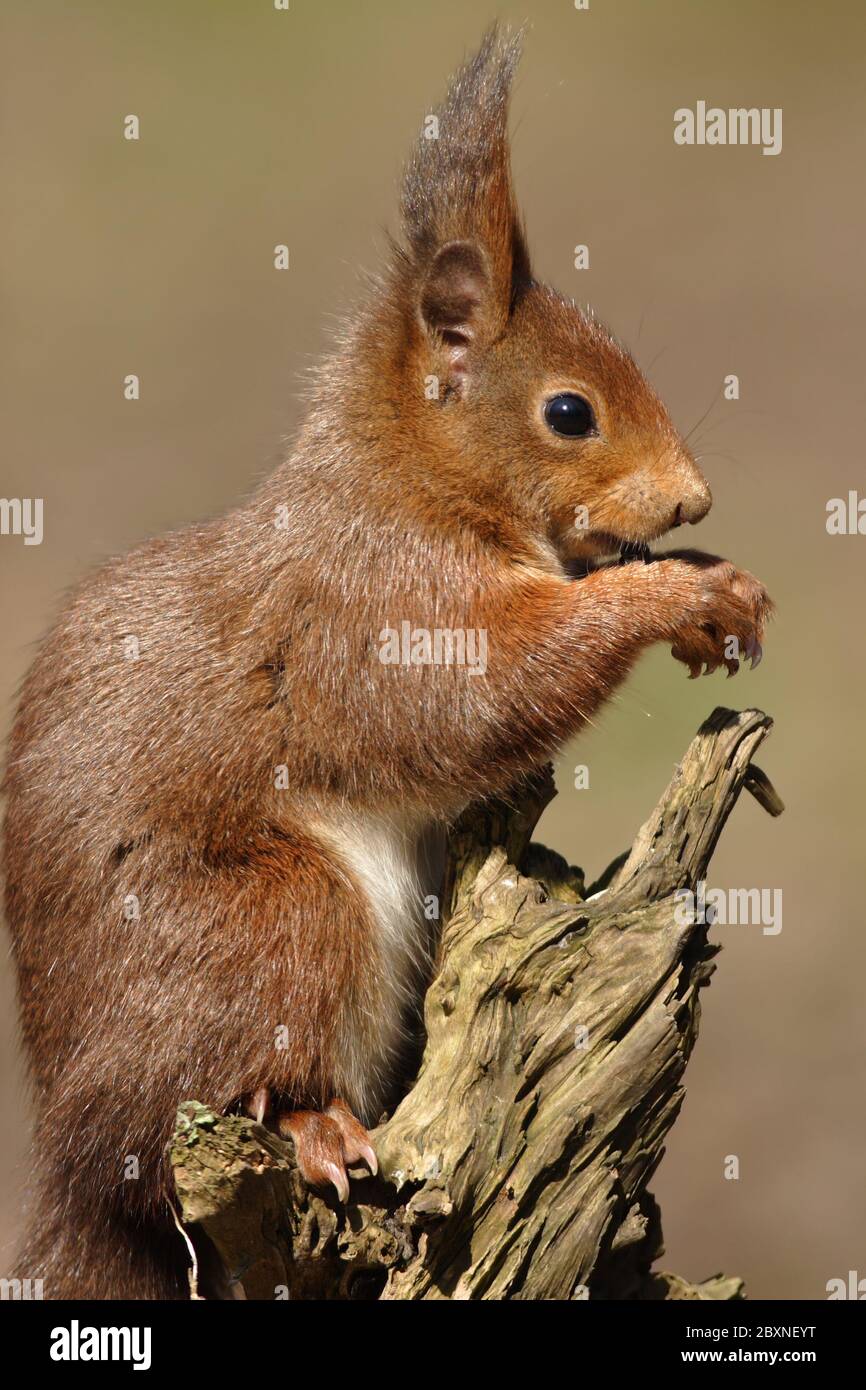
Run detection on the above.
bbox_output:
[3,27,771,1299]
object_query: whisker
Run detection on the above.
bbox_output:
[683,393,719,445]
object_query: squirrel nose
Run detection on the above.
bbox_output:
[675,476,712,526]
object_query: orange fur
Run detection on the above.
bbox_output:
[2,26,771,1299]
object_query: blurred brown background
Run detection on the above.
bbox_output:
[2,0,864,1299]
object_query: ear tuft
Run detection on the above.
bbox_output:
[401,24,531,333]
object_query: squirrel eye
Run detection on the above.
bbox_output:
[544,393,595,438]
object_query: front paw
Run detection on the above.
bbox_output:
[668,553,774,678]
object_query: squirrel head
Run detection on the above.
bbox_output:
[353,25,711,567]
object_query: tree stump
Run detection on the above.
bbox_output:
[169,706,782,1300]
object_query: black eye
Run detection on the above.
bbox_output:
[544,393,595,438]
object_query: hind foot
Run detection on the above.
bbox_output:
[243,1091,377,1202]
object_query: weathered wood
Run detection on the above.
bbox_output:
[170,706,780,1300]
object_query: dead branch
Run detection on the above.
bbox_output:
[170,706,781,1300]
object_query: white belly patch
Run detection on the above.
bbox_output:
[308,806,447,1116]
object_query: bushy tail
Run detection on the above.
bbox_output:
[12,1147,188,1300]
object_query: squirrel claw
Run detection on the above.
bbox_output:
[326,1097,379,1176]
[321,1159,350,1204]
[244,1086,271,1125]
[277,1101,377,1203]
[740,635,763,669]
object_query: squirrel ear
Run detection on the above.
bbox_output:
[401,26,531,349]
[419,240,491,378]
